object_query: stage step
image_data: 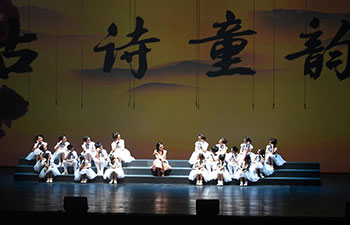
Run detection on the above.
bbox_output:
[14,158,321,185]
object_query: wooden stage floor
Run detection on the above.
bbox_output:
[1,167,350,223]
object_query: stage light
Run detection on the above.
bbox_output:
[196,199,219,215]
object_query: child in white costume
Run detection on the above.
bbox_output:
[251,148,266,179]
[52,135,70,167]
[25,134,48,161]
[62,144,78,175]
[94,142,108,176]
[215,154,232,186]
[188,134,209,165]
[74,156,97,183]
[216,137,228,156]
[225,146,239,178]
[39,152,61,183]
[110,132,135,163]
[234,154,260,186]
[81,136,96,163]
[238,137,254,163]
[152,142,172,176]
[103,155,125,184]
[188,153,209,185]
[265,138,286,167]
[33,146,50,173]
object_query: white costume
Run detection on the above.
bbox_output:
[225,152,239,177]
[63,151,78,174]
[188,159,210,182]
[39,157,61,179]
[216,143,228,156]
[81,141,96,162]
[151,149,172,173]
[214,161,232,183]
[237,143,254,163]
[188,141,209,165]
[25,141,48,161]
[94,148,108,176]
[52,141,70,164]
[265,144,286,166]
[33,150,51,172]
[233,161,260,182]
[110,139,135,163]
[74,160,97,182]
[103,159,125,180]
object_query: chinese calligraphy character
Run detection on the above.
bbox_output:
[94,16,160,79]
[285,17,350,81]
[189,10,256,77]
[0,14,38,79]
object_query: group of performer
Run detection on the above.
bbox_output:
[25,133,286,186]
[188,134,286,186]
[25,132,134,184]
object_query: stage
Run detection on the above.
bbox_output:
[1,167,350,223]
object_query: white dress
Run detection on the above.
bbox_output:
[265,144,286,166]
[81,141,96,161]
[214,161,232,183]
[25,141,48,161]
[33,150,52,172]
[233,161,260,182]
[152,149,172,172]
[216,143,228,156]
[188,159,210,182]
[237,143,254,163]
[39,158,61,179]
[94,149,108,176]
[110,139,135,163]
[225,152,239,177]
[103,160,125,180]
[188,141,209,165]
[74,160,97,182]
[52,141,70,162]
[63,151,78,174]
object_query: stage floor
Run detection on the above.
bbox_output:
[1,167,350,217]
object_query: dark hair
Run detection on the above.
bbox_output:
[156,142,164,151]
[79,155,85,162]
[39,145,45,151]
[198,153,205,161]
[220,137,227,144]
[82,136,90,142]
[219,154,225,161]
[58,135,66,141]
[258,148,265,158]
[231,146,239,153]
[198,134,206,141]
[244,136,252,143]
[67,144,74,150]
[211,145,219,153]
[112,132,119,139]
[109,154,115,162]
[95,142,102,149]
[43,152,50,160]
[34,134,44,143]
[269,138,277,146]
[244,154,251,165]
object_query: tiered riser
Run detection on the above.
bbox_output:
[14,158,321,185]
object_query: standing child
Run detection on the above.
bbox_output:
[103,155,124,184]
[74,156,97,183]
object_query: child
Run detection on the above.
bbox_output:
[26,134,48,162]
[238,136,254,163]
[103,154,124,184]
[265,138,286,167]
[110,132,135,163]
[33,146,49,173]
[188,153,209,185]
[188,134,209,165]
[225,146,239,177]
[251,148,266,179]
[234,154,259,186]
[216,137,228,156]
[81,136,96,163]
[216,154,232,186]
[151,142,172,176]
[62,144,78,175]
[94,142,108,176]
[39,152,61,183]
[52,135,70,167]
[206,145,219,180]
[74,155,97,183]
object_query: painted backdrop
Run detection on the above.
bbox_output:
[1,0,350,172]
